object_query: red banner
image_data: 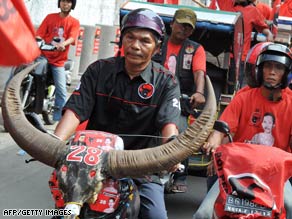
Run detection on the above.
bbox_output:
[75,27,84,56]
[0,0,40,66]
[93,27,101,55]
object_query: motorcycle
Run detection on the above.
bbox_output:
[9,39,74,125]
[205,121,292,219]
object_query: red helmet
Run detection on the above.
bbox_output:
[245,42,292,88]
[121,8,165,42]
[58,0,76,10]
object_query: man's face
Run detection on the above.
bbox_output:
[171,21,194,42]
[60,0,72,13]
[79,135,85,142]
[262,61,285,87]
[122,29,158,68]
[262,115,274,133]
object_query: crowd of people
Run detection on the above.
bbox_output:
[5,0,292,218]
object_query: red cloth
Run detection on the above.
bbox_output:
[214,142,292,218]
[36,13,80,67]
[219,87,292,152]
[0,0,40,66]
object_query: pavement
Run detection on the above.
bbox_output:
[0,106,57,151]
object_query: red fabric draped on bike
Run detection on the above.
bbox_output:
[0,0,40,66]
[214,142,292,219]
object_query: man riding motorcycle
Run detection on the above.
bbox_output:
[53,8,181,219]
[193,42,292,219]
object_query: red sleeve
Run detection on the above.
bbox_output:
[219,94,242,133]
[279,1,292,17]
[192,45,206,74]
[256,3,272,20]
[253,7,269,32]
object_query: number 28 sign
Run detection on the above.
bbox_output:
[66,146,103,166]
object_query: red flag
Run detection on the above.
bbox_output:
[213,143,292,219]
[0,0,40,66]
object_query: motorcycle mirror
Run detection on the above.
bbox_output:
[213,120,230,135]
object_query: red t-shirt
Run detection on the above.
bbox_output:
[220,87,292,152]
[279,0,292,17]
[163,40,206,75]
[36,13,80,67]
[210,0,269,61]
[256,2,273,20]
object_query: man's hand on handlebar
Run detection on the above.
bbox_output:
[190,91,205,108]
[55,42,66,51]
[201,130,225,156]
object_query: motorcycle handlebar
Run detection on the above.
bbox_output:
[180,93,191,101]
[36,39,56,51]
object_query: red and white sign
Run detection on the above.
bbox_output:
[75,27,84,56]
[93,26,101,54]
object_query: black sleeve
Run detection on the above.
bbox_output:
[64,61,100,122]
[156,74,181,131]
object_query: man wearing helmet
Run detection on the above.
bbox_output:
[153,8,206,193]
[54,8,181,219]
[36,0,80,121]
[192,42,292,218]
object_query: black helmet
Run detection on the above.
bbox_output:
[121,8,165,42]
[245,42,273,87]
[245,43,292,89]
[58,0,76,10]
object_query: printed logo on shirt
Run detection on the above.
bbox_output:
[185,45,195,54]
[249,109,262,126]
[138,83,155,99]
